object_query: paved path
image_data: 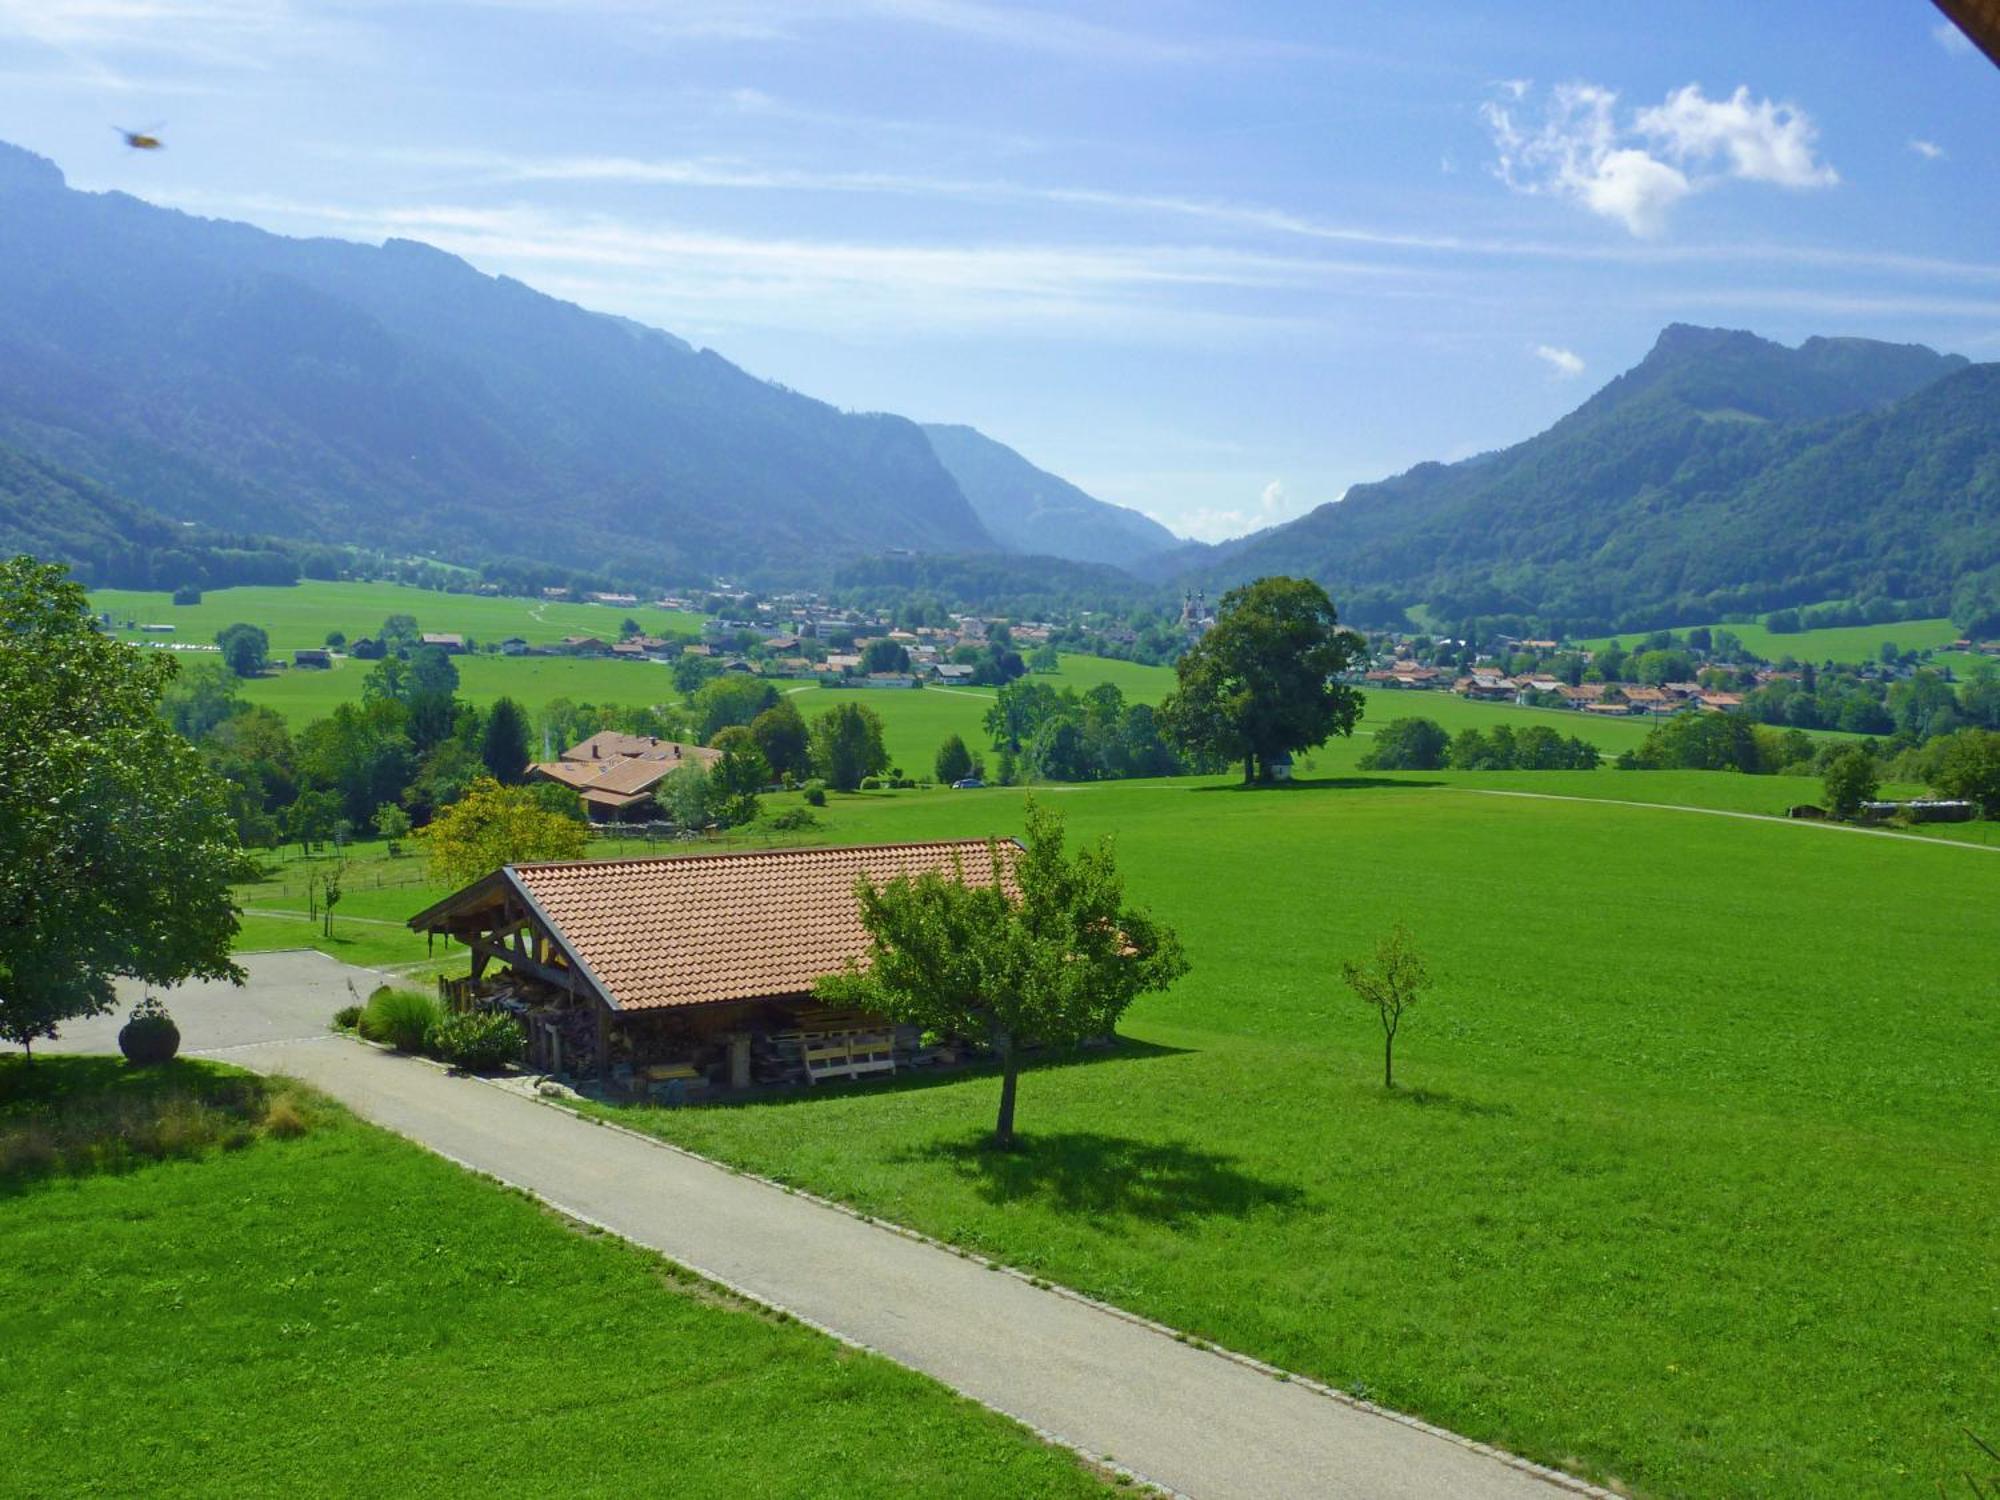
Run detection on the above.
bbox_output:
[56,953,1596,1500]
[1460,786,2000,851]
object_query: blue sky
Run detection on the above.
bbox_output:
[2,1,1996,541]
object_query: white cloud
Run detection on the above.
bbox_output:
[1909,138,1945,160]
[1532,343,1584,377]
[1483,81,1835,237]
[1177,476,1310,542]
[1634,85,1837,188]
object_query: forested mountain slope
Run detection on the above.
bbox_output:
[0,141,993,583]
[1172,325,1993,633]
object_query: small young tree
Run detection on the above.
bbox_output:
[1823,746,1879,820]
[935,733,974,785]
[373,802,411,855]
[1341,924,1432,1089]
[320,855,346,937]
[810,701,890,791]
[818,801,1188,1148]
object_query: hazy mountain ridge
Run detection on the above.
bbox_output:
[0,141,993,582]
[921,423,1179,567]
[1172,324,1996,632]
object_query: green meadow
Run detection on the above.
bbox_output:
[1580,613,1964,666]
[542,778,2000,1500]
[89,579,703,651]
[0,1058,1102,1498]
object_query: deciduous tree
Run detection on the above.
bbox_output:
[818,802,1187,1147]
[0,557,252,1056]
[1341,924,1432,1089]
[1159,577,1363,784]
[1823,747,1879,820]
[935,733,974,785]
[810,701,889,791]
[418,777,589,889]
[214,622,269,678]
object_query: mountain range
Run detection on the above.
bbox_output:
[1159,324,1999,632]
[3,135,1997,631]
[0,140,1175,587]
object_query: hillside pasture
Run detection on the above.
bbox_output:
[89,579,703,652]
[1580,613,1964,666]
[565,778,2000,1500]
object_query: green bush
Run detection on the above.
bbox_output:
[424,1011,526,1072]
[801,780,827,807]
[117,996,180,1066]
[858,776,883,791]
[332,1004,362,1030]
[763,806,820,832]
[359,987,440,1053]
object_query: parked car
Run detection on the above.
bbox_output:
[951,777,985,790]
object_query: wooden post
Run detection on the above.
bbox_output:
[728,1031,751,1091]
[595,1000,610,1088]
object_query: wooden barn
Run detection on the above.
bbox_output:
[408,841,1021,1101]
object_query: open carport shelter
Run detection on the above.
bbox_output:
[408,840,1021,1098]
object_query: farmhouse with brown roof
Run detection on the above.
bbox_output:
[528,734,722,821]
[410,841,1022,1095]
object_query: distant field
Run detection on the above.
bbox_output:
[88,579,703,652]
[0,1058,1101,1498]
[1580,614,1963,665]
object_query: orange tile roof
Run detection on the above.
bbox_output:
[508,841,1023,1012]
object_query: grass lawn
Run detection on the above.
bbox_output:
[88,579,703,652]
[560,777,2000,1500]
[1579,614,1965,666]
[0,1056,1104,1499]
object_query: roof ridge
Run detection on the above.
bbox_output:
[511,836,1013,874]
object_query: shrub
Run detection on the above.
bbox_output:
[764,806,820,832]
[332,1004,362,1031]
[859,776,884,791]
[360,987,440,1053]
[424,1010,525,1072]
[117,996,180,1066]
[801,780,827,807]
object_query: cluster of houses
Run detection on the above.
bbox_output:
[1361,655,1749,717]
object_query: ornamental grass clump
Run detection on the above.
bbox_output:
[359,987,439,1053]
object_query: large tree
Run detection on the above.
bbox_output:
[818,802,1187,1147]
[810,701,890,791]
[0,557,253,1055]
[1159,576,1364,784]
[750,699,811,781]
[480,696,532,784]
[214,622,269,678]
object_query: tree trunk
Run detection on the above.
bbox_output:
[1243,752,1255,786]
[993,1030,1020,1148]
[1384,1031,1394,1089]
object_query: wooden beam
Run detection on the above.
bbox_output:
[466,938,585,995]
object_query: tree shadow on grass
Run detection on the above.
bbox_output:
[896,1129,1305,1232]
[1190,776,1445,793]
[680,1035,1193,1115]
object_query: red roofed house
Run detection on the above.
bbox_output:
[410,841,1022,1096]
